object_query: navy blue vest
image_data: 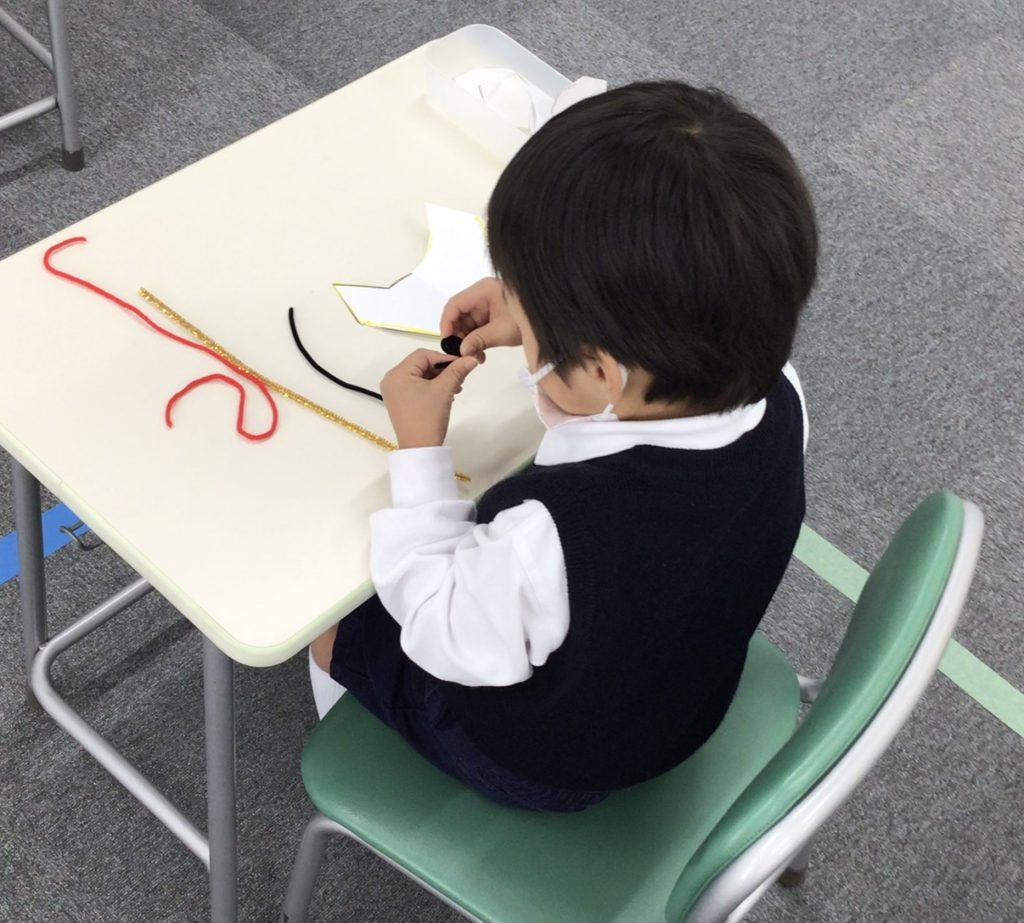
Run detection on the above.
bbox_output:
[440,374,805,790]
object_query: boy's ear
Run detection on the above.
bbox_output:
[590,349,625,397]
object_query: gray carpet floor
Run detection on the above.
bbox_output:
[1,0,1022,920]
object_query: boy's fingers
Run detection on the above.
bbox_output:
[439,356,480,393]
[461,315,521,357]
[441,304,488,340]
[402,349,450,374]
[441,277,501,337]
[440,292,479,336]
[439,306,465,338]
[461,328,491,358]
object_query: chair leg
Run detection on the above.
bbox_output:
[778,841,811,888]
[281,812,340,923]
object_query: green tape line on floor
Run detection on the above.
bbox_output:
[794,524,1024,740]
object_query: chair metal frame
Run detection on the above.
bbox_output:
[282,812,476,923]
[0,0,83,169]
[280,498,984,923]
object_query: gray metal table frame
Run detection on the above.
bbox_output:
[0,0,83,169]
[13,458,240,921]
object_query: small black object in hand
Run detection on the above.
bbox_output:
[440,335,463,357]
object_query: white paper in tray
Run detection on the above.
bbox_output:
[425,24,606,163]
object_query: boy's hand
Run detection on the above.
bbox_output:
[380,349,480,449]
[441,277,522,361]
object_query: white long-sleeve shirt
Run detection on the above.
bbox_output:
[370,364,808,687]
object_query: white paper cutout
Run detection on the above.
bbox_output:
[334,204,493,337]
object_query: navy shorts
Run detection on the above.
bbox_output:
[330,595,609,812]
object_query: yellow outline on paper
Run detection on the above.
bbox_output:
[332,210,489,338]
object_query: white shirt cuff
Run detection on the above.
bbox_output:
[387,447,459,508]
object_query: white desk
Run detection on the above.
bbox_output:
[1,39,543,921]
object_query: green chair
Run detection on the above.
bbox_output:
[280,491,983,923]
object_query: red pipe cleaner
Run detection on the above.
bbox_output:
[43,236,278,441]
[165,373,254,432]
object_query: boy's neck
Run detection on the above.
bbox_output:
[615,367,709,421]
[617,397,709,422]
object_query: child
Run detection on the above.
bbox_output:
[309,80,816,811]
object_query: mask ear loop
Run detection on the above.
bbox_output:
[601,365,630,416]
[517,361,558,390]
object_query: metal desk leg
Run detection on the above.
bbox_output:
[44,0,83,170]
[204,638,238,923]
[12,459,46,697]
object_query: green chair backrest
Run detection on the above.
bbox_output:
[668,491,965,922]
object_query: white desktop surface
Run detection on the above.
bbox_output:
[0,44,543,666]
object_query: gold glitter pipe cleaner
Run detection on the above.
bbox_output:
[138,287,470,482]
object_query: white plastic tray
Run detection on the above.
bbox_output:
[425,24,572,163]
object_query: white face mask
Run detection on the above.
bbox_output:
[517,361,630,429]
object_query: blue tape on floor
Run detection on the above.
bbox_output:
[0,503,90,587]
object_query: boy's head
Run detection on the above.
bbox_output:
[487,80,818,414]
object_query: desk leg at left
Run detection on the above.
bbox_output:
[12,459,46,701]
[204,638,238,923]
[45,0,84,170]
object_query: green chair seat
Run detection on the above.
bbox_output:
[301,632,799,923]
[287,492,982,923]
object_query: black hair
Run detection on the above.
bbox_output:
[487,80,818,412]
